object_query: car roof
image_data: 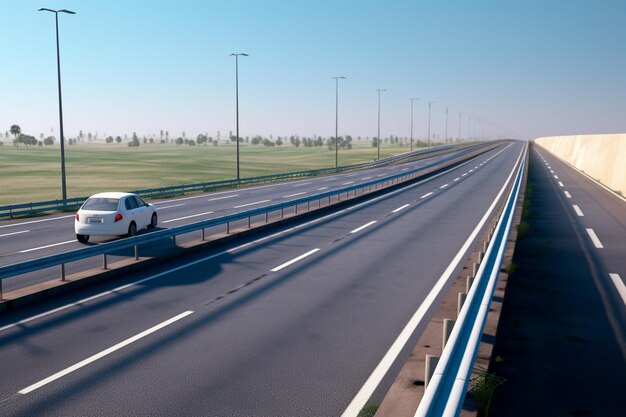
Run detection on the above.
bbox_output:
[87,192,137,199]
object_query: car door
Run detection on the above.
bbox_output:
[133,196,149,228]
[124,196,139,227]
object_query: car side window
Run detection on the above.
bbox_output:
[134,196,146,207]
[125,197,138,210]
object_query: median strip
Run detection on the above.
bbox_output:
[17,310,194,395]
[270,248,320,272]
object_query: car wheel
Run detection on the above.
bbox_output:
[148,212,158,229]
[127,222,137,237]
[76,234,89,243]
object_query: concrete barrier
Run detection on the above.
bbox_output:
[535,134,626,196]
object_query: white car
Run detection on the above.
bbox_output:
[74,192,157,243]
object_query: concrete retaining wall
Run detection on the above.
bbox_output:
[535,134,626,196]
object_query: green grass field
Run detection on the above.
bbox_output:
[0,142,418,205]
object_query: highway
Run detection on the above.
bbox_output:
[0,141,524,416]
[534,145,626,341]
[0,145,486,293]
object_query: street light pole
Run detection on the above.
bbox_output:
[458,112,461,143]
[333,76,345,168]
[445,106,449,144]
[409,98,418,152]
[376,89,386,160]
[39,8,75,200]
[427,101,435,148]
[230,53,248,180]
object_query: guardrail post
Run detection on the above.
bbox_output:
[473,262,479,277]
[478,251,484,263]
[466,275,474,293]
[443,318,455,348]
[172,235,177,245]
[281,208,284,218]
[265,212,269,223]
[425,355,440,388]
[0,279,3,300]
[458,292,467,316]
[295,204,298,215]
[202,228,205,241]
[134,245,139,260]
[248,216,251,228]
[103,254,108,270]
[226,222,230,234]
[61,263,66,281]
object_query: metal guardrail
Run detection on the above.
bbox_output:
[414,143,526,417]
[0,143,494,299]
[0,144,464,218]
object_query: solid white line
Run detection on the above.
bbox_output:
[18,311,194,395]
[572,205,584,216]
[453,178,460,181]
[421,192,433,199]
[340,142,527,417]
[564,191,572,198]
[19,240,77,253]
[162,211,214,224]
[317,187,329,191]
[270,248,320,272]
[439,184,449,189]
[283,192,306,198]
[609,274,626,306]
[158,203,185,210]
[206,195,238,202]
[233,199,271,209]
[343,181,355,185]
[0,230,29,238]
[392,204,410,213]
[350,221,377,234]
[586,228,604,248]
[0,215,74,229]
[558,181,564,187]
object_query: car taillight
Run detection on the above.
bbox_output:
[75,213,79,221]
[114,213,123,222]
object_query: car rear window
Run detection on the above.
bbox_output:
[82,198,119,211]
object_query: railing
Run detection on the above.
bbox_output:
[0,143,496,300]
[414,142,526,417]
[0,144,465,218]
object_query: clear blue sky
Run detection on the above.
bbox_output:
[2,0,625,141]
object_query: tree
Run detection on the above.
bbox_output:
[160,129,164,140]
[275,138,283,146]
[128,135,140,147]
[87,132,93,141]
[175,137,184,145]
[115,136,122,144]
[18,134,37,147]
[10,124,21,147]
[44,136,56,145]
[105,136,114,144]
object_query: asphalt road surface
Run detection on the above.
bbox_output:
[0,141,524,416]
[490,144,626,416]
